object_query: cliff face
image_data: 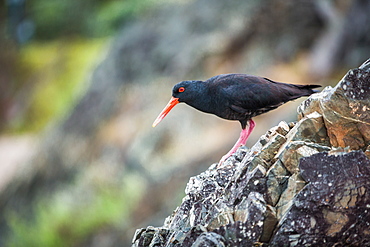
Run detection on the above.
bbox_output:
[132,59,370,247]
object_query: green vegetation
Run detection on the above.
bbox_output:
[29,0,158,39]
[6,175,145,247]
[7,0,163,133]
[11,39,106,133]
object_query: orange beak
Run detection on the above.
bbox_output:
[152,97,180,127]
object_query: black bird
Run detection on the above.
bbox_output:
[153,74,320,162]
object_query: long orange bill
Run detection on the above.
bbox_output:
[152,97,180,127]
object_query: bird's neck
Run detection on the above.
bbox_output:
[184,82,214,114]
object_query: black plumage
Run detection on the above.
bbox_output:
[172,74,319,128]
[153,73,320,162]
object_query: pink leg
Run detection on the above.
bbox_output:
[220,119,255,163]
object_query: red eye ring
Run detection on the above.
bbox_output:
[178,87,185,92]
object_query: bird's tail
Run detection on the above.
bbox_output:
[293,84,321,95]
[270,80,321,101]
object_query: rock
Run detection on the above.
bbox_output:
[270,151,370,246]
[266,160,288,206]
[298,58,370,150]
[276,141,330,174]
[132,59,370,246]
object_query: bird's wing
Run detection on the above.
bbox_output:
[218,75,285,110]
[207,74,316,120]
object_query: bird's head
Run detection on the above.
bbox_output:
[172,80,203,102]
[152,80,202,127]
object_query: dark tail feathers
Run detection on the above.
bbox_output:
[295,84,321,95]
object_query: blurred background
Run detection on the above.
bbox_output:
[1,0,369,246]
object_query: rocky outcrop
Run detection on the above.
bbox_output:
[132,59,370,247]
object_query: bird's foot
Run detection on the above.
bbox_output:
[220,153,231,163]
[217,155,228,167]
[218,146,250,167]
[217,140,244,167]
[217,120,255,167]
[217,151,235,167]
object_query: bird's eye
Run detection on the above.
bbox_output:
[178,87,185,93]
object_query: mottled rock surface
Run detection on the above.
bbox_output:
[132,60,370,247]
[298,59,370,150]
